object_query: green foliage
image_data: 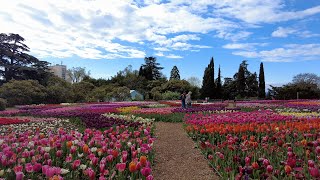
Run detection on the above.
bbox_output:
[139,57,164,80]
[111,86,131,101]
[0,98,6,111]
[0,33,50,84]
[216,66,222,98]
[45,76,74,104]
[162,91,180,100]
[170,66,180,80]
[72,81,95,102]
[258,62,266,98]
[237,63,246,97]
[87,85,115,102]
[0,80,46,106]
[268,82,320,100]
[201,57,215,99]
[135,113,184,122]
[247,72,259,97]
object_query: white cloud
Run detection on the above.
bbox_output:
[166,54,183,59]
[177,0,320,24]
[232,44,320,62]
[1,0,319,60]
[272,27,297,37]
[223,43,268,50]
[272,27,320,38]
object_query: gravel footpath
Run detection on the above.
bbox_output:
[153,122,219,180]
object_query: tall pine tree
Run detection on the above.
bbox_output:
[170,66,180,80]
[215,65,222,98]
[258,62,266,98]
[201,57,215,99]
[139,57,163,80]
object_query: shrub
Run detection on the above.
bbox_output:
[0,98,6,111]
[162,91,180,100]
[0,80,47,106]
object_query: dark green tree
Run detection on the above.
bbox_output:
[0,33,50,84]
[170,66,180,80]
[258,62,266,98]
[215,65,222,98]
[237,64,246,97]
[201,57,215,99]
[247,72,259,97]
[140,57,164,80]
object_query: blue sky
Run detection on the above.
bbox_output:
[1,0,320,86]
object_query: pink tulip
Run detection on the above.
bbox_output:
[316,146,320,154]
[106,155,113,162]
[72,159,81,169]
[263,159,270,166]
[46,167,56,177]
[267,165,273,173]
[56,150,62,157]
[13,165,23,173]
[308,160,315,168]
[245,157,250,165]
[141,167,152,177]
[91,157,99,166]
[147,175,154,180]
[116,163,126,172]
[42,165,49,175]
[15,172,24,180]
[33,163,42,172]
[85,168,95,180]
[25,163,33,173]
[309,167,320,178]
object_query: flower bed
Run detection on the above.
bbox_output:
[0,125,155,179]
[132,107,176,115]
[185,110,320,179]
[0,117,30,125]
[103,113,154,126]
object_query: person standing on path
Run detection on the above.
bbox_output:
[186,91,192,108]
[180,91,186,108]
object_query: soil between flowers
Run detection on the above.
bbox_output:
[153,122,219,180]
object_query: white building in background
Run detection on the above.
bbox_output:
[49,64,72,82]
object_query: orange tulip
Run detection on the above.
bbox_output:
[66,141,73,149]
[140,156,147,166]
[82,144,89,153]
[129,161,137,172]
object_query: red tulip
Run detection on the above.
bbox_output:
[252,162,259,169]
[308,160,315,168]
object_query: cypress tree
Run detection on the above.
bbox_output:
[201,57,215,99]
[216,65,222,98]
[258,62,266,98]
[170,66,180,80]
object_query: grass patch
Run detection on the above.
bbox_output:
[68,117,86,132]
[134,113,185,122]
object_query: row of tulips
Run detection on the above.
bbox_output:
[0,124,155,180]
[103,113,154,126]
[185,110,320,179]
[0,117,30,125]
[184,110,296,126]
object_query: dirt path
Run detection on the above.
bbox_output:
[153,122,219,180]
